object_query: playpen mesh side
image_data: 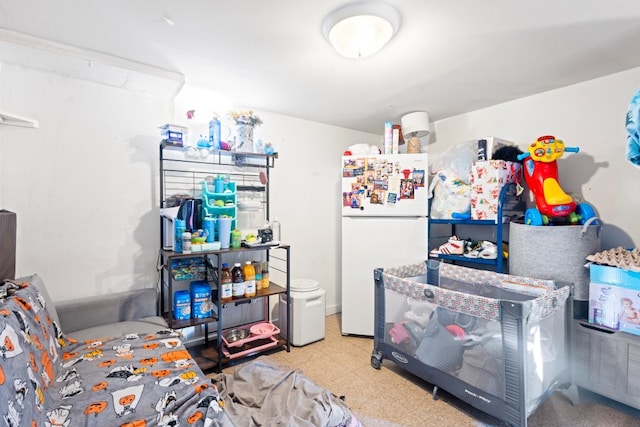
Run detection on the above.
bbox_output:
[382,261,569,324]
[502,302,528,426]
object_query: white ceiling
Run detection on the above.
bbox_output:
[1,0,640,134]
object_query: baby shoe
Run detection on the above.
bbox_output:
[464,240,498,259]
[463,240,482,258]
[478,241,498,259]
[430,236,465,257]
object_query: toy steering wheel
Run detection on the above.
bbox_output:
[517,135,580,162]
[528,135,566,162]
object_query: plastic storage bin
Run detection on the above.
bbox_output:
[279,279,326,346]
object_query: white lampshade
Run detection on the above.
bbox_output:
[322,2,400,59]
[401,111,430,138]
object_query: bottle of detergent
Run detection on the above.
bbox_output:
[209,115,221,150]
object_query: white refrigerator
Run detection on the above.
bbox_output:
[341,153,429,336]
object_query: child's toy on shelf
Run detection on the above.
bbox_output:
[517,135,596,226]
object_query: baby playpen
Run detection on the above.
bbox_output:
[371,260,572,427]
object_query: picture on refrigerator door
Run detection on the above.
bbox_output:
[400,179,415,199]
[364,170,375,186]
[349,191,363,209]
[366,158,375,170]
[343,158,365,177]
[371,190,386,205]
[413,169,425,187]
[374,179,388,191]
[370,192,380,204]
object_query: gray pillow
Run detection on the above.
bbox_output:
[15,273,61,328]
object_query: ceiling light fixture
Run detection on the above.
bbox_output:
[322,1,400,59]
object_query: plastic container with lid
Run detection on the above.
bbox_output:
[182,231,192,254]
[279,278,325,346]
[290,278,320,292]
[231,263,245,299]
[271,217,281,242]
[243,261,256,298]
[261,261,270,289]
[237,197,264,235]
[220,263,233,303]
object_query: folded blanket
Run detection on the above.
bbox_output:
[212,357,361,427]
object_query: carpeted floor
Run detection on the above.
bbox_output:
[214,314,640,426]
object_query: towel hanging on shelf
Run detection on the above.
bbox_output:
[626,86,640,168]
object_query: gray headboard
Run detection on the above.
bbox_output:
[0,210,17,281]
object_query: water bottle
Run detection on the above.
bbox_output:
[209,115,221,150]
[174,219,186,253]
[203,216,216,243]
[271,217,281,242]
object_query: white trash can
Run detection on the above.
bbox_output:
[279,279,326,346]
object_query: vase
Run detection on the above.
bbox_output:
[235,123,254,152]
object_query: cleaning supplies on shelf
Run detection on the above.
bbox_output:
[209,115,221,150]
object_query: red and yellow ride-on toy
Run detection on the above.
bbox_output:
[517,135,596,226]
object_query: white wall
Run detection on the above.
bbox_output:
[431,67,640,249]
[0,61,174,301]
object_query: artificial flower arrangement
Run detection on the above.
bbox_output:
[228,110,263,127]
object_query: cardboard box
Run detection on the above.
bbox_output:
[470,160,521,220]
[482,137,514,159]
[588,263,640,333]
[588,281,620,329]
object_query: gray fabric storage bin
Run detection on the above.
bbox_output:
[509,219,601,300]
